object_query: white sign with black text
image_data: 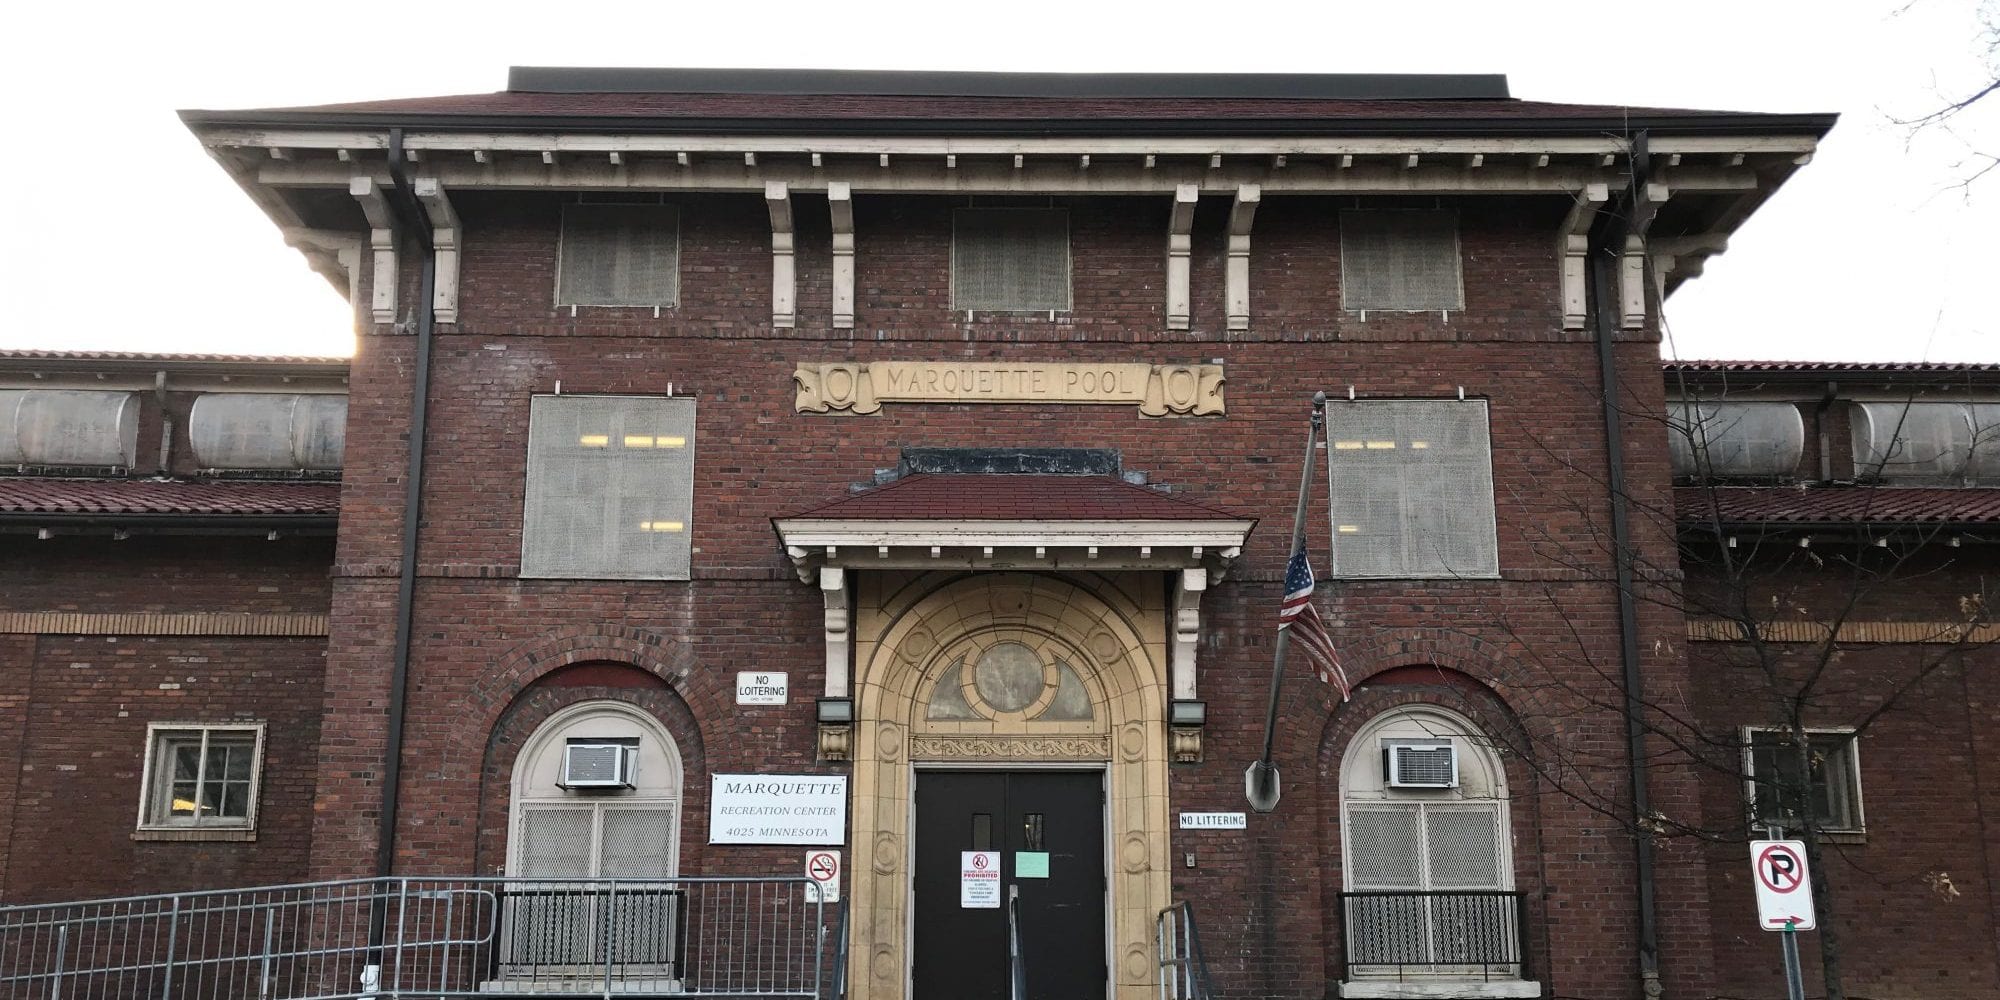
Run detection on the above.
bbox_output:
[805,850,842,903]
[709,774,848,845]
[1750,839,1817,931]
[1179,811,1248,830]
[961,851,1001,908]
[735,672,789,706]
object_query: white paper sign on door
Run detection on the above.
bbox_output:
[960,850,1001,908]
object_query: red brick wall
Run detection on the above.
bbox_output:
[0,536,331,903]
[1687,548,2000,999]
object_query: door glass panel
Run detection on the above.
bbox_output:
[1022,813,1045,852]
[972,813,992,851]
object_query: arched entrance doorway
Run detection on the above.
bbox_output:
[847,572,1170,1000]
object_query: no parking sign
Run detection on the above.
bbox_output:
[1750,840,1816,931]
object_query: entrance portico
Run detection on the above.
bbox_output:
[775,473,1253,1000]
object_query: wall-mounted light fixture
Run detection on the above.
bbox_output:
[817,697,854,761]
[1170,699,1206,763]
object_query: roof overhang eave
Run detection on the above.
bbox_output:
[772,516,1257,583]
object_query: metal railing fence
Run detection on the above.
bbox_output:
[0,876,837,1000]
[1153,901,1214,1000]
[1338,890,1528,983]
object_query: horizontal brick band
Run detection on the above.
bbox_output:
[0,612,328,636]
[1687,619,2000,644]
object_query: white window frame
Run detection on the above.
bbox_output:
[949,206,1073,312]
[1742,726,1866,835]
[508,701,685,879]
[134,722,267,841]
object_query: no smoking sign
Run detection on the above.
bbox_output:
[1749,840,1816,931]
[805,850,841,903]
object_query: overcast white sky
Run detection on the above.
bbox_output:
[0,0,1993,361]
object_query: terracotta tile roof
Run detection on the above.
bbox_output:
[1665,360,2000,375]
[0,350,350,366]
[779,474,1246,521]
[0,479,340,518]
[1678,486,2000,526]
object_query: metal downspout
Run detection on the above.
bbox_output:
[378,128,435,878]
[1588,131,1663,998]
[363,128,437,988]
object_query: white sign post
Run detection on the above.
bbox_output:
[709,775,848,845]
[1750,840,1816,931]
[960,851,1001,908]
[735,672,789,706]
[805,849,842,903]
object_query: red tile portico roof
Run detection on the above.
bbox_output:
[1666,360,2000,375]
[0,479,340,519]
[1678,487,2000,527]
[779,474,1247,522]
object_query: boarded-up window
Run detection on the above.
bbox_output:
[522,395,694,580]
[1339,210,1464,311]
[951,208,1071,311]
[1326,399,1497,578]
[556,204,680,307]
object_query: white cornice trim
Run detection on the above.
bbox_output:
[773,516,1255,582]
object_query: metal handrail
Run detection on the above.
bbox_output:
[822,897,849,1000]
[1338,889,1529,983]
[1006,886,1026,1000]
[1155,901,1216,1000]
[0,875,828,999]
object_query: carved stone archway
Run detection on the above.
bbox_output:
[847,572,1170,1000]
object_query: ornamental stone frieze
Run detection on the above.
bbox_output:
[793,362,1225,416]
[909,735,1113,761]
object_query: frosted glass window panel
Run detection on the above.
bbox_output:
[1340,210,1464,312]
[522,395,695,580]
[1667,402,1805,479]
[557,203,680,307]
[952,208,1071,311]
[1327,400,1497,579]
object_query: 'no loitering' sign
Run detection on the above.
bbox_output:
[1750,840,1817,931]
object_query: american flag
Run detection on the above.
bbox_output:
[1280,551,1351,701]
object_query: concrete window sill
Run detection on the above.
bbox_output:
[1340,980,1542,999]
[132,828,257,843]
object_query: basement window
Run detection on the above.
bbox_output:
[521,394,696,580]
[1325,399,1498,579]
[135,723,265,840]
[1340,210,1465,312]
[1745,728,1864,834]
[951,208,1072,312]
[556,203,681,308]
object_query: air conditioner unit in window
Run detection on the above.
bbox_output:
[561,741,636,789]
[1385,742,1458,789]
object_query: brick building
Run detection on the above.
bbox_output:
[2,68,1994,1000]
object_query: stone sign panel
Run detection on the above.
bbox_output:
[794,362,1225,416]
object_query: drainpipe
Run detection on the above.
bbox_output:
[1588,131,1663,998]
[363,128,437,988]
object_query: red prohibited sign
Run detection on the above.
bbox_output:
[1749,840,1816,931]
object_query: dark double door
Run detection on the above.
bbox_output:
[912,771,1106,1000]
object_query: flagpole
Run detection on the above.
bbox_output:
[1247,390,1327,813]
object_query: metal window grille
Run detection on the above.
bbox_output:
[556,203,680,307]
[1326,399,1498,579]
[521,394,695,580]
[951,208,1072,311]
[1339,210,1464,311]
